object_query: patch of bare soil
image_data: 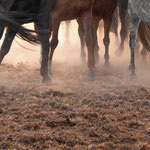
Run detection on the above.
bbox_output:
[0,62,150,150]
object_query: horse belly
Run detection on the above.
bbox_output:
[52,0,94,21]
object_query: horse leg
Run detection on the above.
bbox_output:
[0,28,16,64]
[112,8,119,48]
[77,18,86,65]
[134,36,141,58]
[141,46,147,64]
[92,16,100,64]
[119,18,128,54]
[81,11,95,78]
[35,21,50,83]
[103,17,112,67]
[117,0,128,56]
[49,19,60,74]
[129,17,140,78]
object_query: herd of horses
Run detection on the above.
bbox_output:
[0,0,150,82]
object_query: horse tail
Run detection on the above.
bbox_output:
[138,22,150,51]
[0,11,39,44]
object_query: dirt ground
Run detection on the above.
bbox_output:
[0,22,150,150]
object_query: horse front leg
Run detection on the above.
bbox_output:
[77,18,86,66]
[103,17,112,67]
[141,46,147,64]
[111,8,119,49]
[35,22,50,83]
[129,17,140,78]
[0,28,16,64]
[49,19,60,75]
[118,16,128,55]
[80,11,95,79]
[91,16,100,65]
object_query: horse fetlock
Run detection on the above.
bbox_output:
[129,64,135,71]
[42,75,51,83]
[104,54,109,60]
[130,70,136,80]
[86,73,95,81]
[115,48,123,56]
[94,53,100,64]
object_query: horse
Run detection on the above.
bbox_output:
[0,0,58,82]
[44,0,95,78]
[128,0,150,77]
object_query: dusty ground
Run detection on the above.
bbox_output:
[0,22,150,150]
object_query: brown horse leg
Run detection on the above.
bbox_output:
[77,18,86,65]
[135,37,141,58]
[141,47,147,64]
[118,15,128,55]
[111,8,119,48]
[103,17,112,67]
[49,19,60,74]
[92,16,100,64]
[80,11,95,78]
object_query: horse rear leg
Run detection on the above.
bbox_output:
[111,8,119,47]
[77,18,86,65]
[49,19,60,74]
[80,11,95,78]
[0,28,16,64]
[35,21,50,83]
[129,17,140,78]
[118,15,128,55]
[103,17,112,67]
[92,16,100,64]
[141,46,147,64]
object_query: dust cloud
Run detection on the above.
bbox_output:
[0,20,150,87]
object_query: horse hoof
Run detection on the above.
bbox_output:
[104,62,111,68]
[86,73,95,81]
[42,76,51,84]
[115,49,123,56]
[48,70,53,76]
[130,72,136,81]
[81,59,86,67]
[95,56,100,65]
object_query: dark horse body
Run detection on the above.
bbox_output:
[0,0,58,82]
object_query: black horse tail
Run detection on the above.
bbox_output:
[0,13,39,44]
[138,22,150,51]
